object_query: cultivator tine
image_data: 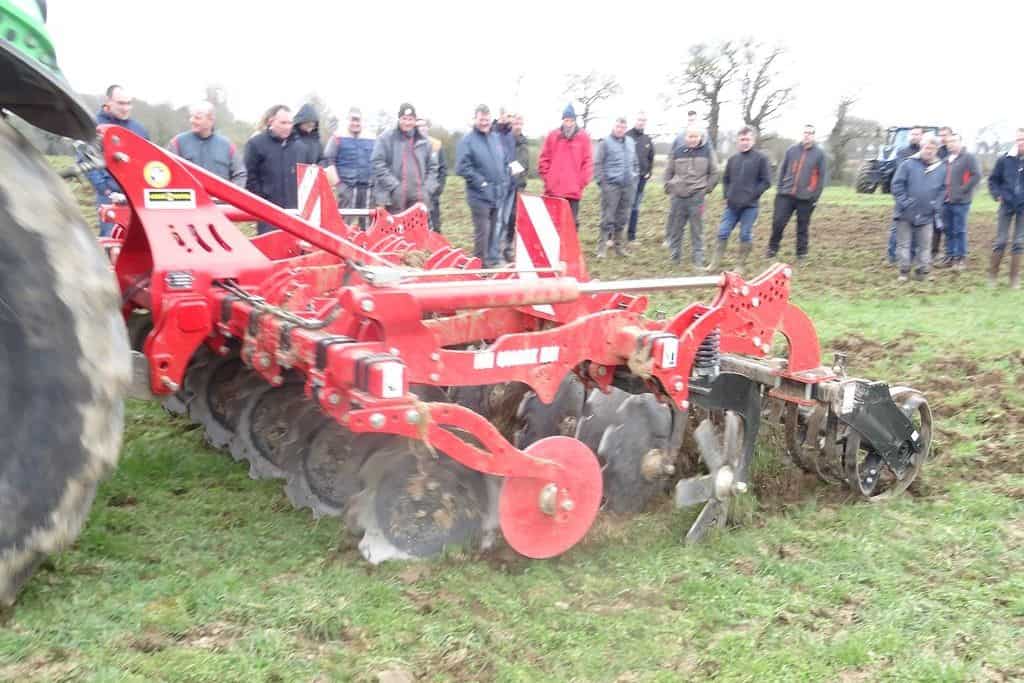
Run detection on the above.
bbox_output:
[684,498,727,544]
[674,475,714,508]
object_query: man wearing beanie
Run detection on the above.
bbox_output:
[456,104,511,267]
[370,102,438,213]
[537,103,593,227]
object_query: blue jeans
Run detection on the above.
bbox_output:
[942,202,970,259]
[95,189,115,237]
[995,203,1024,254]
[717,206,758,243]
[627,175,648,241]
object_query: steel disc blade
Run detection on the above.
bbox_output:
[596,394,673,513]
[514,375,585,448]
[575,388,630,457]
[302,422,379,511]
[498,436,602,559]
[674,475,714,508]
[684,498,728,544]
[373,450,489,558]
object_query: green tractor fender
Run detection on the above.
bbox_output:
[0,0,95,140]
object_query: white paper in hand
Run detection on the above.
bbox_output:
[509,160,525,176]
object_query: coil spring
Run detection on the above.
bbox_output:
[694,328,721,377]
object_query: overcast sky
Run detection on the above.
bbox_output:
[48,0,1020,144]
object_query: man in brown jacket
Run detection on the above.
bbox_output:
[664,126,719,267]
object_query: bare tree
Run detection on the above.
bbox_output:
[827,95,882,183]
[562,71,622,130]
[664,42,741,148]
[738,41,796,139]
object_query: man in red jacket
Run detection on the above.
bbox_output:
[537,104,593,228]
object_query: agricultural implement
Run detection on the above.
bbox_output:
[91,126,931,563]
[0,0,934,596]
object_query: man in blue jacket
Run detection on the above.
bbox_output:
[456,104,510,267]
[987,128,1024,288]
[891,134,946,282]
[323,107,374,227]
[86,84,150,236]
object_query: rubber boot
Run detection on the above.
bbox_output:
[1010,253,1022,290]
[988,250,1004,287]
[705,240,727,272]
[596,236,608,259]
[737,242,752,274]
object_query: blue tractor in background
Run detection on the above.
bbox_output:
[855,125,940,193]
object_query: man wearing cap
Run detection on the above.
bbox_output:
[370,102,438,213]
[323,107,375,226]
[537,103,593,227]
[417,117,447,232]
[456,104,511,267]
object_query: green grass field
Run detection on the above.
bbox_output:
[1,169,1022,682]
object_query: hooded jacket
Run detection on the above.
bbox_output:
[370,125,438,209]
[292,103,323,165]
[892,153,947,226]
[537,125,593,199]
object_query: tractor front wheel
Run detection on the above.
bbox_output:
[855,161,877,194]
[0,121,129,606]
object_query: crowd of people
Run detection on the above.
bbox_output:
[83,85,1023,289]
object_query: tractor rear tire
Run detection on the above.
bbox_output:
[0,121,129,606]
[854,162,877,194]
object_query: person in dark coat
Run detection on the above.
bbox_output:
[456,104,510,267]
[500,113,531,261]
[892,134,946,282]
[987,128,1024,289]
[370,102,438,213]
[292,103,324,165]
[706,127,771,273]
[244,104,310,234]
[887,126,924,264]
[766,124,828,261]
[625,113,655,244]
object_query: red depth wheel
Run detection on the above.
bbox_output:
[498,436,603,559]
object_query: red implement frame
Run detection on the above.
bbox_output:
[99,126,830,558]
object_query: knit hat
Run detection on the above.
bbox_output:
[398,102,416,118]
[562,103,576,120]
